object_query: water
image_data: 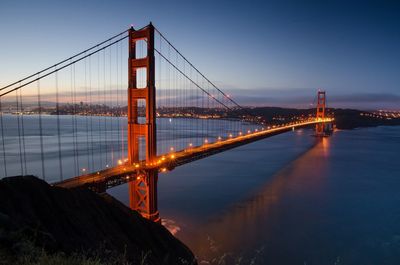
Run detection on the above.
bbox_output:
[2,115,400,264]
[0,115,259,180]
[111,126,400,264]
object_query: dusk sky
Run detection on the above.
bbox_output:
[1,0,399,109]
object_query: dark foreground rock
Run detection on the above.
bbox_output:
[0,176,196,265]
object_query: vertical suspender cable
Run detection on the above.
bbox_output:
[37,77,46,180]
[103,49,108,166]
[97,52,103,168]
[89,55,95,171]
[0,98,7,177]
[15,89,24,175]
[55,69,63,180]
[19,87,27,174]
[109,44,114,166]
[70,63,77,176]
[74,64,80,174]
[84,55,90,171]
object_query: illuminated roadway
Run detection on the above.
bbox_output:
[54,118,333,191]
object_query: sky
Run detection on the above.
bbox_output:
[0,0,399,110]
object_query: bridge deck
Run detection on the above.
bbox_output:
[54,119,333,191]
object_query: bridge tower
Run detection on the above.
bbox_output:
[315,90,326,136]
[127,23,160,222]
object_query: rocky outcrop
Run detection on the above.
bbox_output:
[0,176,196,264]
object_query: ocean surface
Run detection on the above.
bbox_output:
[1,115,399,264]
[111,125,400,265]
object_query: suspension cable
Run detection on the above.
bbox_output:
[0,35,129,98]
[154,27,244,109]
[0,29,129,93]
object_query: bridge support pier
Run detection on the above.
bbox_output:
[129,169,159,222]
[127,23,160,222]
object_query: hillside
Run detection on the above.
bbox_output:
[0,176,196,265]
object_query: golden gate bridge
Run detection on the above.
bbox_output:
[0,23,333,222]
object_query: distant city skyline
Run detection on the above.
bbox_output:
[0,0,399,109]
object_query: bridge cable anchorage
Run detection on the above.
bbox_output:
[0,29,130,93]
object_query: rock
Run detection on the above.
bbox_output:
[0,176,196,265]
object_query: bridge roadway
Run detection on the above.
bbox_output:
[54,118,333,192]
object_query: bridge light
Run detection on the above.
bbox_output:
[118,159,123,165]
[218,136,222,141]
[204,139,208,144]
[188,143,193,147]
[135,164,139,168]
[170,147,174,151]
[161,156,166,161]
[255,129,258,132]
[123,167,126,171]
[126,176,129,180]
[239,132,242,136]
[161,168,167,172]
[229,133,233,138]
[136,176,141,180]
[247,130,251,134]
[170,154,175,159]
[97,172,100,175]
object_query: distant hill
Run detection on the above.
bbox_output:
[237,107,400,129]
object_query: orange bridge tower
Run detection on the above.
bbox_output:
[316,90,327,136]
[127,23,160,222]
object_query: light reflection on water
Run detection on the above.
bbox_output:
[3,114,397,264]
[173,137,331,263]
[111,126,400,264]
